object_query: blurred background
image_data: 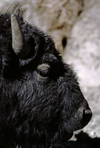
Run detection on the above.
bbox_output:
[0,0,100,142]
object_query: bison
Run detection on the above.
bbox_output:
[0,8,92,148]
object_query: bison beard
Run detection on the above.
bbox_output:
[0,7,92,148]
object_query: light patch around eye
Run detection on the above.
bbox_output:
[37,63,50,71]
[36,63,50,78]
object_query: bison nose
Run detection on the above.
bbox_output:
[83,108,92,125]
[78,107,92,126]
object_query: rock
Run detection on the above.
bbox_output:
[63,1,100,138]
[22,0,84,53]
[84,0,100,10]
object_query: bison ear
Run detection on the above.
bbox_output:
[11,14,30,58]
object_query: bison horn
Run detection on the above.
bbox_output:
[11,14,30,58]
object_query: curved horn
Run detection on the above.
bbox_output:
[11,14,30,58]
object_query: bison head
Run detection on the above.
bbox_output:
[0,11,92,148]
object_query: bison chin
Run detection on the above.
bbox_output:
[52,128,73,144]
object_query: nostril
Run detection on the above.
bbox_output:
[84,110,92,115]
[83,109,92,125]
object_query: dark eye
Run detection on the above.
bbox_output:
[36,63,50,77]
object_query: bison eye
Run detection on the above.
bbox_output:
[36,63,50,77]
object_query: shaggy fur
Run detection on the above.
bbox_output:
[0,11,91,148]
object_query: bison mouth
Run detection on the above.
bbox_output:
[60,132,73,143]
[53,130,73,144]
